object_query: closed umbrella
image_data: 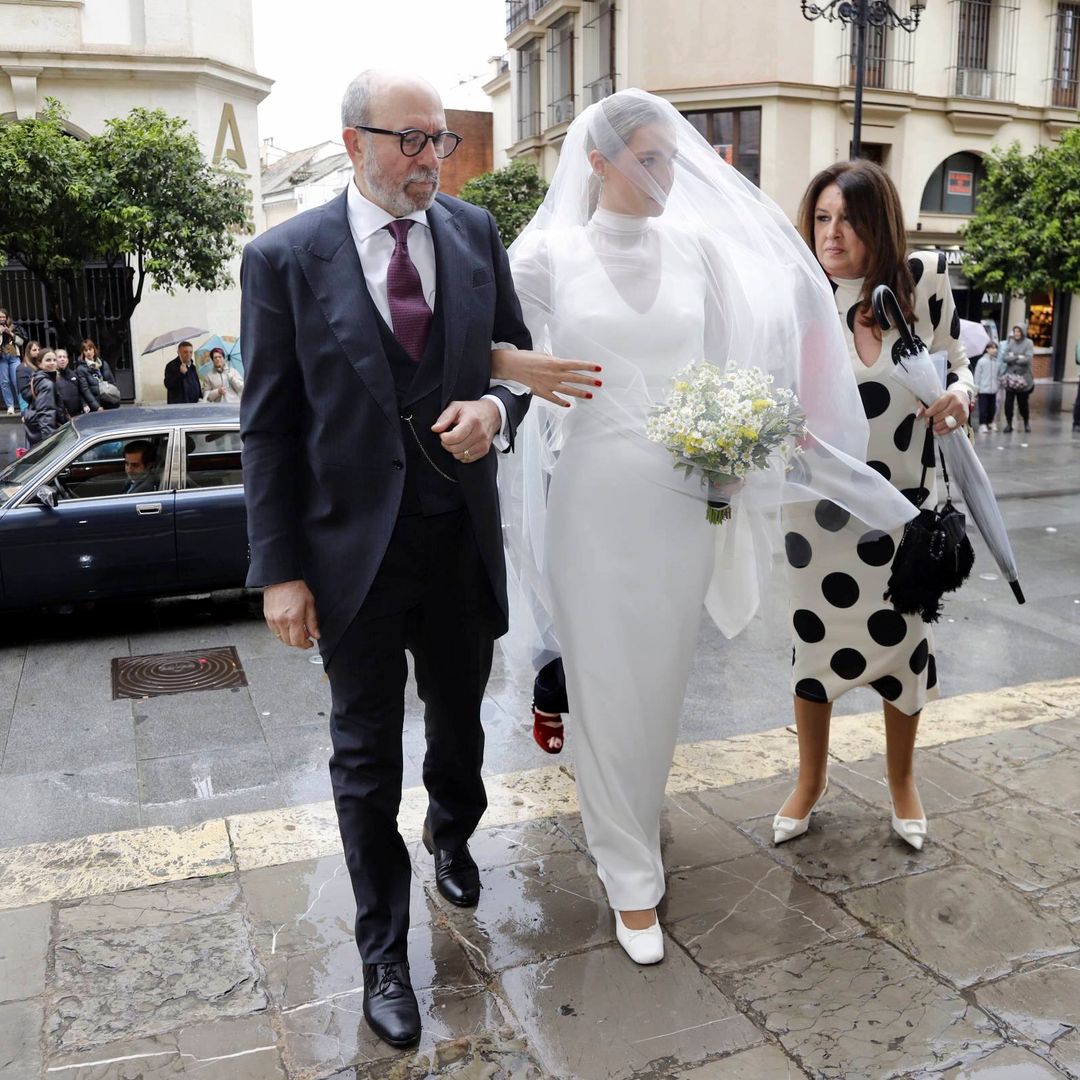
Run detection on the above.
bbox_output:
[140,327,208,354]
[873,285,1024,605]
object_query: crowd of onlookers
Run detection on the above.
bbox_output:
[0,311,244,450]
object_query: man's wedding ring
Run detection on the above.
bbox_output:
[463,449,471,461]
[944,414,958,430]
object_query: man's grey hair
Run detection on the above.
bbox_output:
[341,71,377,131]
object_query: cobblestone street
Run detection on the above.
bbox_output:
[2,682,1079,1078]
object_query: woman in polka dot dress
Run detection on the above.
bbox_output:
[773,161,975,851]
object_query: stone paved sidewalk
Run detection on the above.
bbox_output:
[2,687,1080,1079]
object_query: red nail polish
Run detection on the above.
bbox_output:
[595,380,603,387]
[585,392,593,399]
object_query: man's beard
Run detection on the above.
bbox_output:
[366,154,440,216]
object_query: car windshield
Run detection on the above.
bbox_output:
[0,425,80,500]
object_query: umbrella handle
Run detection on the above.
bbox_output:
[871,285,920,355]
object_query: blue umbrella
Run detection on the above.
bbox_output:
[196,336,244,378]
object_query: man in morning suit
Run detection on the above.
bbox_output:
[239,70,532,1047]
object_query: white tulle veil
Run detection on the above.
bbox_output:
[499,89,916,666]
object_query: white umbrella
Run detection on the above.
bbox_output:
[140,327,208,354]
[872,285,1025,605]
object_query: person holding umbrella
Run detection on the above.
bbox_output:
[773,160,974,853]
[201,346,244,403]
[163,340,203,404]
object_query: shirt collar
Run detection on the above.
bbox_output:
[347,177,429,242]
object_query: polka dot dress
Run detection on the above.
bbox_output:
[786,251,973,716]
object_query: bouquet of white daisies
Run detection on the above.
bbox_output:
[646,363,806,524]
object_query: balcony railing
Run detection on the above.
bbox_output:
[945,0,1019,104]
[517,110,543,140]
[1051,76,1079,109]
[548,94,575,126]
[585,74,614,104]
[506,0,551,33]
[838,16,915,93]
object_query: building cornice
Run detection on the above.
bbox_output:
[0,50,273,102]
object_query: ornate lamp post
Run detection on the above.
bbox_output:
[800,0,926,159]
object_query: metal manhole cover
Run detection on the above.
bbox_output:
[112,646,248,699]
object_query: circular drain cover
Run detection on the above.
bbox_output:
[112,646,248,699]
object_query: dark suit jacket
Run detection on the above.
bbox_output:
[240,189,532,659]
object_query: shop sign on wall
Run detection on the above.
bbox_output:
[947,170,973,197]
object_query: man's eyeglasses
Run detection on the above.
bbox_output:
[353,126,463,159]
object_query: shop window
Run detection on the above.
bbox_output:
[920,152,985,214]
[681,107,761,188]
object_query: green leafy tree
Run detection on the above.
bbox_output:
[0,100,250,348]
[458,159,548,246]
[964,130,1080,295]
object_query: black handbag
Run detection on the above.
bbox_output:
[884,433,974,623]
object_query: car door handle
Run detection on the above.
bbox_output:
[136,503,162,516]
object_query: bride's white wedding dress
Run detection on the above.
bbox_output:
[515,208,721,909]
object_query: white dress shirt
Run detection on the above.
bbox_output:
[345,180,522,449]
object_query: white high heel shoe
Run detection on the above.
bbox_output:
[886,776,928,851]
[772,781,828,845]
[614,910,664,965]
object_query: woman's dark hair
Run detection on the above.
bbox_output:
[22,340,41,367]
[210,346,226,359]
[798,160,916,328]
[81,338,99,358]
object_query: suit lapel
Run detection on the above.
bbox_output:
[428,199,469,406]
[296,189,398,427]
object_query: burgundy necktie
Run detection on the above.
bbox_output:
[384,219,432,363]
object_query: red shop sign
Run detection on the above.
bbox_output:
[947,170,974,197]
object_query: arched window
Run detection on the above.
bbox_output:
[920,152,986,214]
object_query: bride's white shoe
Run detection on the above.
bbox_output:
[772,781,828,845]
[614,910,664,965]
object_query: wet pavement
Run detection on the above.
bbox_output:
[0,414,1078,848]
[2,700,1079,1079]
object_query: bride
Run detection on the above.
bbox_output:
[493,90,914,965]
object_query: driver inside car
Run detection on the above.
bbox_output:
[122,440,161,495]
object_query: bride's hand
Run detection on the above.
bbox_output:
[491,348,602,407]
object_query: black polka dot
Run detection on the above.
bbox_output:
[950,309,961,341]
[908,256,925,285]
[785,532,812,569]
[792,646,796,666]
[868,608,908,647]
[795,678,829,703]
[857,529,895,567]
[814,499,851,532]
[859,381,891,420]
[929,295,943,329]
[847,303,860,332]
[867,459,892,481]
[901,486,930,506]
[927,653,938,689]
[830,648,867,680]
[945,370,959,387]
[893,413,916,452]
[909,638,929,674]
[793,609,826,643]
[822,572,860,608]
[871,675,903,701]
[936,251,947,275]
[921,429,936,469]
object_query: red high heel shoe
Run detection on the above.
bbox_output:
[532,708,564,754]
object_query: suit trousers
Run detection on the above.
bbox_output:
[323,508,495,963]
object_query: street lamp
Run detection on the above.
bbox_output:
[800,0,926,160]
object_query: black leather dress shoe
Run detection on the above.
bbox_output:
[422,825,480,907]
[362,961,420,1047]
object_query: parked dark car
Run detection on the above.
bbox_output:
[0,406,248,609]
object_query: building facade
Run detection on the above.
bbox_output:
[0,0,271,402]
[493,0,1080,387]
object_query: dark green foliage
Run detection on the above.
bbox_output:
[457,159,548,246]
[964,130,1080,295]
[0,100,250,342]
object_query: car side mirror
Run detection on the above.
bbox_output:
[35,485,57,509]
